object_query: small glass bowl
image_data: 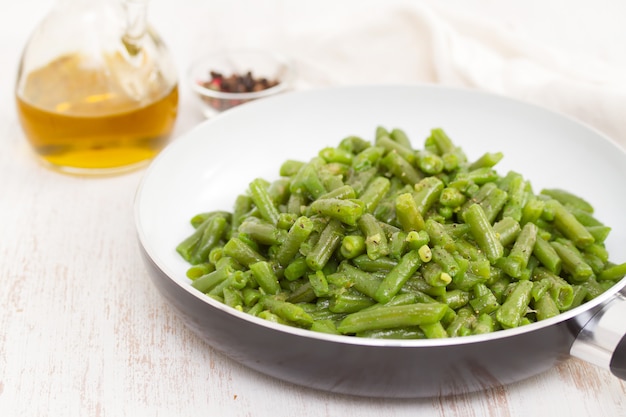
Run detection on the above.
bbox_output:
[188,49,295,118]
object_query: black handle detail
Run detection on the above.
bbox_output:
[610,333,626,380]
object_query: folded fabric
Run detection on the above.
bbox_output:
[289,2,626,149]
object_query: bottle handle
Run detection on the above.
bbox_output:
[570,289,626,379]
[122,0,149,56]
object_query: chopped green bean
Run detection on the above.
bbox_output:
[176,125,625,340]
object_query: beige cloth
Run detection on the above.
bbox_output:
[288,2,626,149]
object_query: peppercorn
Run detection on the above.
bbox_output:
[201,71,278,94]
[198,70,280,113]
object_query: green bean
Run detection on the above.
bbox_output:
[429,128,455,155]
[431,245,460,278]
[534,292,560,321]
[598,262,626,281]
[520,197,545,226]
[337,262,384,299]
[480,187,509,223]
[531,279,551,302]
[340,234,366,259]
[439,187,467,208]
[285,281,317,303]
[469,152,503,170]
[209,270,248,297]
[389,231,408,260]
[374,250,423,303]
[242,288,262,307]
[268,178,291,206]
[469,284,500,315]
[533,234,562,274]
[319,170,346,192]
[362,293,418,310]
[581,277,607,301]
[424,218,456,252]
[309,198,363,226]
[546,199,595,248]
[376,135,416,164]
[274,216,314,267]
[496,280,533,328]
[501,173,527,221]
[389,128,413,148]
[191,263,234,293]
[223,237,266,267]
[351,254,397,272]
[550,241,594,283]
[261,296,314,328]
[565,285,588,311]
[375,126,390,141]
[317,184,356,200]
[464,204,503,264]
[473,313,495,334]
[402,275,447,297]
[223,287,244,309]
[258,310,287,324]
[185,263,215,280]
[329,289,376,313]
[308,270,330,297]
[420,321,449,339]
[418,244,433,263]
[279,159,305,177]
[283,257,309,281]
[568,205,604,227]
[381,151,422,185]
[421,262,452,287]
[417,150,444,175]
[585,242,609,264]
[339,135,371,154]
[490,275,511,304]
[248,178,282,225]
[446,307,477,337]
[238,219,283,246]
[587,225,611,244]
[438,289,470,310]
[337,303,448,334]
[352,147,385,172]
[541,188,594,213]
[500,222,537,278]
[319,146,354,165]
[285,192,306,215]
[452,270,488,292]
[310,319,341,335]
[230,195,253,235]
[395,192,425,232]
[405,230,430,251]
[442,152,461,172]
[249,261,281,295]
[356,327,426,340]
[359,177,391,213]
[176,216,212,262]
[358,213,390,260]
[465,167,499,185]
[413,177,444,216]
[532,267,574,310]
[306,219,344,271]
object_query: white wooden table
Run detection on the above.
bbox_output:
[1,1,625,416]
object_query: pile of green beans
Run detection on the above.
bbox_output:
[176,127,626,339]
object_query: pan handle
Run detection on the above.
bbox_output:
[570,291,626,379]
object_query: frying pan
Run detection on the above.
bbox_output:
[134,85,626,398]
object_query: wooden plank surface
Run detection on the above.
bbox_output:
[1,1,625,416]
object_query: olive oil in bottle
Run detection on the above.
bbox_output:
[15,0,179,175]
[16,53,178,174]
